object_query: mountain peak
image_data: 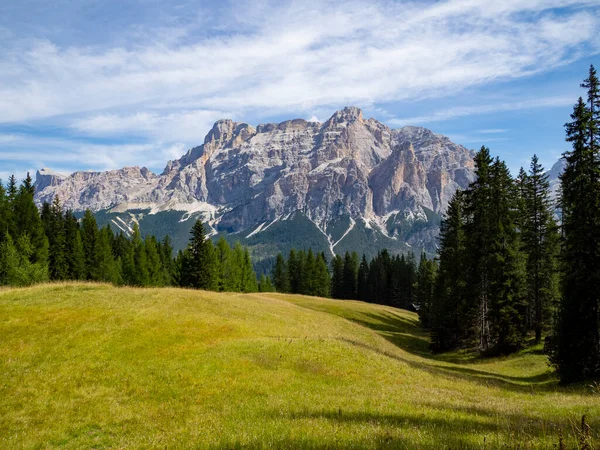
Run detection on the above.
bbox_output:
[328,106,364,124]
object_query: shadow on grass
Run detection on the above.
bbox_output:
[326,307,564,393]
[249,406,580,450]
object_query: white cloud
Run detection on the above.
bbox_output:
[70,109,231,142]
[388,95,575,126]
[0,133,183,174]
[0,0,598,125]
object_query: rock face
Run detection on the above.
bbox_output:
[35,107,476,257]
[36,167,158,212]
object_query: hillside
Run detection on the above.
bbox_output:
[0,284,598,449]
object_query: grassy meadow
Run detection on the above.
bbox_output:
[0,283,598,449]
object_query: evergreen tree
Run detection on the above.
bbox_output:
[96,226,121,284]
[313,252,331,298]
[487,158,527,353]
[42,196,68,280]
[131,224,149,286]
[272,253,290,293]
[145,235,164,286]
[0,181,12,244]
[13,173,48,265]
[0,233,48,286]
[430,192,468,351]
[303,249,317,295]
[342,252,358,300]
[64,211,85,280]
[554,65,600,381]
[521,155,560,343]
[465,147,495,351]
[258,274,275,292]
[357,254,369,301]
[81,210,99,280]
[415,253,437,328]
[215,237,233,291]
[182,220,216,290]
[240,247,257,293]
[331,254,344,299]
[160,235,175,285]
[231,242,246,292]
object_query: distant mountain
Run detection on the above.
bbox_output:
[35,107,475,270]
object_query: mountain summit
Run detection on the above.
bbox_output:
[35,107,475,264]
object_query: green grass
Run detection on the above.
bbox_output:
[0,284,598,449]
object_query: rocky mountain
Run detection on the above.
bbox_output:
[35,107,476,268]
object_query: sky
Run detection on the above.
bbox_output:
[1,0,599,183]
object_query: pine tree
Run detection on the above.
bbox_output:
[145,235,164,286]
[7,175,17,201]
[331,254,344,299]
[272,253,290,293]
[63,211,85,280]
[240,247,257,292]
[487,158,527,353]
[42,196,68,280]
[431,192,468,351]
[342,252,358,300]
[13,174,48,266]
[0,181,12,244]
[215,237,233,291]
[465,147,494,351]
[357,254,369,301]
[554,65,600,381]
[258,274,275,292]
[521,155,560,343]
[96,226,121,284]
[131,224,149,286]
[313,252,331,298]
[160,235,175,285]
[415,253,437,328]
[0,233,48,286]
[81,210,99,280]
[183,220,216,290]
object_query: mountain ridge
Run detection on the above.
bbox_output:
[35,107,476,262]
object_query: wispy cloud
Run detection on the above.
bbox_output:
[0,0,599,176]
[388,96,576,126]
[0,1,598,124]
[0,133,184,174]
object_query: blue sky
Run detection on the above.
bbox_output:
[1,0,599,182]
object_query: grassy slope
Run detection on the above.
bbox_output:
[0,284,598,449]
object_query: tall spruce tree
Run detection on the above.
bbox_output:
[331,254,344,299]
[487,158,527,353]
[183,220,216,290]
[43,197,68,280]
[13,173,48,266]
[64,211,86,280]
[215,237,233,291]
[554,65,600,382]
[465,147,494,351]
[430,192,468,351]
[521,155,560,343]
[81,210,99,280]
[314,252,331,298]
[415,253,437,328]
[240,247,257,293]
[357,255,369,301]
[96,226,121,284]
[342,252,358,300]
[272,253,290,293]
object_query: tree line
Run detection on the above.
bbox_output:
[0,179,266,292]
[270,247,435,312]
